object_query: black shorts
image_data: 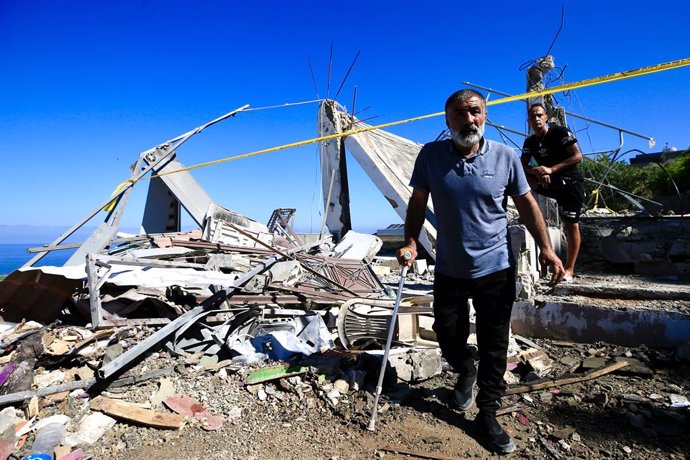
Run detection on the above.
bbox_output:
[535,177,586,223]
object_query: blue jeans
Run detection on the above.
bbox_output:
[433,267,515,413]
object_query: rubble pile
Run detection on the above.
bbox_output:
[0,215,415,459]
[578,216,690,280]
[0,215,688,458]
[1,325,687,459]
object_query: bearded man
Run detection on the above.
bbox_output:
[397,89,564,454]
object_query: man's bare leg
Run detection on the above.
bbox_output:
[563,221,580,278]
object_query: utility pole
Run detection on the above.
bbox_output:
[526,55,566,127]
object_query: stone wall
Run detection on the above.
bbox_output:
[578,216,690,279]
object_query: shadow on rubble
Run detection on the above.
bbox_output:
[542,400,690,455]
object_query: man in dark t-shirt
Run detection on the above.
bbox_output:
[521,102,585,280]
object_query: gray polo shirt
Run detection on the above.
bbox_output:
[410,138,530,279]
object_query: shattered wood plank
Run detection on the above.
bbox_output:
[512,334,547,352]
[505,360,629,395]
[245,364,309,385]
[72,329,118,350]
[496,403,521,416]
[90,396,186,430]
[378,445,461,460]
[550,340,578,347]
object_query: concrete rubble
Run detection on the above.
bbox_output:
[0,204,447,458]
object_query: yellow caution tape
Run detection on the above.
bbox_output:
[130,57,690,181]
[102,180,132,212]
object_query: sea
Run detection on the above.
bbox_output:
[0,243,75,275]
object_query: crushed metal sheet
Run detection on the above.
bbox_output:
[296,254,386,296]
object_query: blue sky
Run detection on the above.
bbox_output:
[1,0,689,242]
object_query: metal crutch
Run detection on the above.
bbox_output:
[367,252,410,431]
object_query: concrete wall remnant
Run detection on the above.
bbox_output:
[512,300,690,349]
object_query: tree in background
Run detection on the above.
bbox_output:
[582,149,689,213]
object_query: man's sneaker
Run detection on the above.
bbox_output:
[451,371,477,411]
[475,411,516,454]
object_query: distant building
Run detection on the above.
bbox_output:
[629,146,686,167]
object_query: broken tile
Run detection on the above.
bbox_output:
[57,448,85,460]
[162,394,225,431]
[163,394,205,417]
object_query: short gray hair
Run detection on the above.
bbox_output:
[445,89,486,111]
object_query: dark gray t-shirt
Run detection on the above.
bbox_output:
[410,139,530,279]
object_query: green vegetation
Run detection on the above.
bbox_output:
[582,149,690,212]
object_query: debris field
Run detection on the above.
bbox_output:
[0,223,688,459]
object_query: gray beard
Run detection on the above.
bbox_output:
[451,123,485,148]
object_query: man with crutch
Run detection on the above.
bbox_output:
[397,89,564,454]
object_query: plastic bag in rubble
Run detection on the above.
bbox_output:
[231,314,334,362]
